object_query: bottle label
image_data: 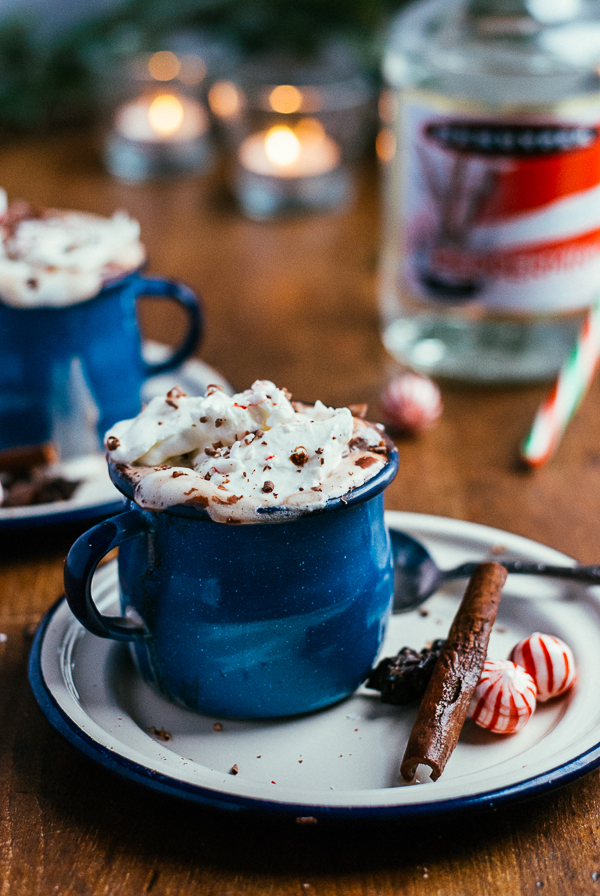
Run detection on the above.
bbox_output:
[397,92,600,315]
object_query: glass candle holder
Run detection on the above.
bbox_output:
[208,45,376,218]
[103,48,217,181]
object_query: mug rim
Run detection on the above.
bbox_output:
[107,437,399,524]
[0,263,146,312]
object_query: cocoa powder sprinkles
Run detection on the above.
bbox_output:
[105,380,393,523]
[186,494,209,507]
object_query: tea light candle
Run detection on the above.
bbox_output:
[114,92,208,143]
[105,91,213,181]
[235,120,351,218]
[239,122,340,178]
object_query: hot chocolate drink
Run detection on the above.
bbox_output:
[105,380,392,523]
[0,192,145,308]
[0,193,201,458]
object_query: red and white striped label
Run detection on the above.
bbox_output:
[399,95,600,315]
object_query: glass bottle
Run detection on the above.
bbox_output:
[379,0,600,383]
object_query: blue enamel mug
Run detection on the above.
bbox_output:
[63,448,399,718]
[0,270,202,456]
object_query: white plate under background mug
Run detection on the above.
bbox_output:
[0,343,230,530]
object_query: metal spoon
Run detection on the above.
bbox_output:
[390,528,600,612]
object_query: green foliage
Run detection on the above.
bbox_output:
[0,0,408,131]
[0,22,89,131]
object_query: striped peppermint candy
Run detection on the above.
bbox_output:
[510,632,576,702]
[380,373,442,435]
[468,659,537,734]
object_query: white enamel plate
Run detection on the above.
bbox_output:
[29,512,600,820]
[0,346,230,530]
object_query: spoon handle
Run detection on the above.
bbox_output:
[447,561,600,585]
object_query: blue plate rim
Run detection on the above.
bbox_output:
[0,497,126,531]
[27,514,600,821]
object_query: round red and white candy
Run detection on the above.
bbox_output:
[510,632,576,702]
[468,659,537,734]
[380,373,442,435]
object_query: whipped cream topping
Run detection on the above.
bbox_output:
[106,380,390,523]
[0,192,146,307]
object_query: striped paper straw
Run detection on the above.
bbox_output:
[521,298,600,468]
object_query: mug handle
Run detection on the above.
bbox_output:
[136,275,204,376]
[63,509,149,642]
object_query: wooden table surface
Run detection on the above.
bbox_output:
[2,130,600,896]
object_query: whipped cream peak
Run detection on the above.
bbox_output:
[105,380,391,523]
[0,191,146,307]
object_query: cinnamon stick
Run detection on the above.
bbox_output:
[400,561,507,782]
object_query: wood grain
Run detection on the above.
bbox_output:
[1,129,600,895]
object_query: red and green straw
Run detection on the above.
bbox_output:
[521,298,600,468]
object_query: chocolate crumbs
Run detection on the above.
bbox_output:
[262,480,275,493]
[212,494,242,505]
[150,726,172,741]
[290,449,309,467]
[106,436,120,451]
[371,444,388,455]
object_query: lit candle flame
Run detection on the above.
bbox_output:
[264,126,301,167]
[208,81,241,118]
[148,94,184,136]
[148,51,181,82]
[269,85,303,114]
[376,128,396,162]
